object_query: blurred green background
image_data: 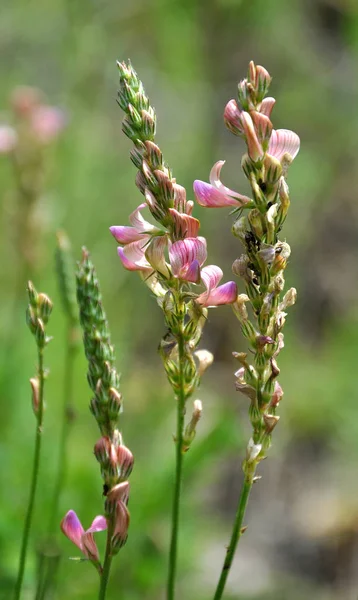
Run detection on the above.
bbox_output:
[2,0,358,598]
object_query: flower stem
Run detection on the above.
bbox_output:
[13,347,45,600]
[167,329,186,600]
[98,523,114,600]
[212,467,256,600]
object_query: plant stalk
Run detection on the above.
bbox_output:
[98,522,114,600]
[212,467,256,600]
[167,328,186,600]
[14,347,45,600]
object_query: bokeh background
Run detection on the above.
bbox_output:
[2,0,358,598]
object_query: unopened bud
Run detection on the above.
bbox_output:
[224,99,245,136]
[94,436,111,465]
[270,381,283,408]
[35,318,46,347]
[141,108,156,138]
[30,377,40,415]
[194,349,214,377]
[232,216,247,241]
[111,501,130,554]
[37,293,53,324]
[183,399,202,451]
[116,445,134,479]
[232,294,250,322]
[280,287,297,310]
[27,281,38,308]
[246,437,262,463]
[263,413,280,433]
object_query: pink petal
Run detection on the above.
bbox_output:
[197,281,238,307]
[129,202,159,234]
[169,208,200,238]
[183,259,201,283]
[81,533,100,562]
[209,161,251,203]
[60,510,85,552]
[86,515,107,534]
[260,97,276,118]
[223,99,244,135]
[194,181,240,208]
[200,265,223,297]
[169,237,207,277]
[268,129,300,162]
[110,226,144,244]
[117,239,152,271]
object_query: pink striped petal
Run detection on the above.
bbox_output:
[169,237,207,278]
[260,97,276,118]
[209,161,251,202]
[110,226,144,244]
[194,180,240,208]
[60,510,85,552]
[184,259,201,283]
[169,208,200,238]
[129,202,159,233]
[110,204,159,244]
[117,239,152,271]
[268,129,300,162]
[223,99,244,136]
[200,265,223,297]
[197,281,238,307]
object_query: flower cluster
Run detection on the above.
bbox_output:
[61,249,132,571]
[194,61,299,470]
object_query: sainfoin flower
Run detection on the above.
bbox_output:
[110,207,238,306]
[193,161,251,209]
[61,510,107,563]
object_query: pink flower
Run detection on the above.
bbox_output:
[193,161,251,208]
[259,97,276,118]
[197,265,238,307]
[268,129,300,162]
[169,237,207,283]
[60,510,107,563]
[116,239,153,272]
[110,203,161,244]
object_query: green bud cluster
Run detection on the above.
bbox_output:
[26,281,53,349]
[76,248,121,437]
[117,60,175,226]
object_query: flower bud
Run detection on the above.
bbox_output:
[246,437,262,463]
[111,501,130,554]
[194,349,214,377]
[30,377,40,415]
[263,413,280,433]
[141,108,156,138]
[223,99,244,136]
[117,445,134,479]
[37,293,53,324]
[183,399,202,451]
[232,294,250,322]
[280,287,297,311]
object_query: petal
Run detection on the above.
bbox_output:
[183,259,201,283]
[129,202,159,234]
[268,129,300,162]
[169,237,206,277]
[209,161,251,202]
[86,515,107,534]
[223,99,244,136]
[110,226,145,244]
[197,281,238,307]
[194,180,240,208]
[145,235,170,277]
[60,510,85,552]
[117,239,152,271]
[169,237,207,277]
[169,208,200,238]
[81,532,100,562]
[260,97,276,118]
[241,112,264,161]
[200,265,223,297]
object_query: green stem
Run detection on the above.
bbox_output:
[212,468,256,600]
[34,325,78,600]
[98,522,114,600]
[167,330,186,600]
[13,347,45,600]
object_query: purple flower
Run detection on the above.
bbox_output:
[193,161,251,209]
[197,265,238,307]
[60,510,107,563]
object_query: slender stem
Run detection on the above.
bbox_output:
[167,328,186,600]
[212,468,256,600]
[98,522,114,600]
[33,326,78,600]
[48,326,77,533]
[13,348,45,600]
